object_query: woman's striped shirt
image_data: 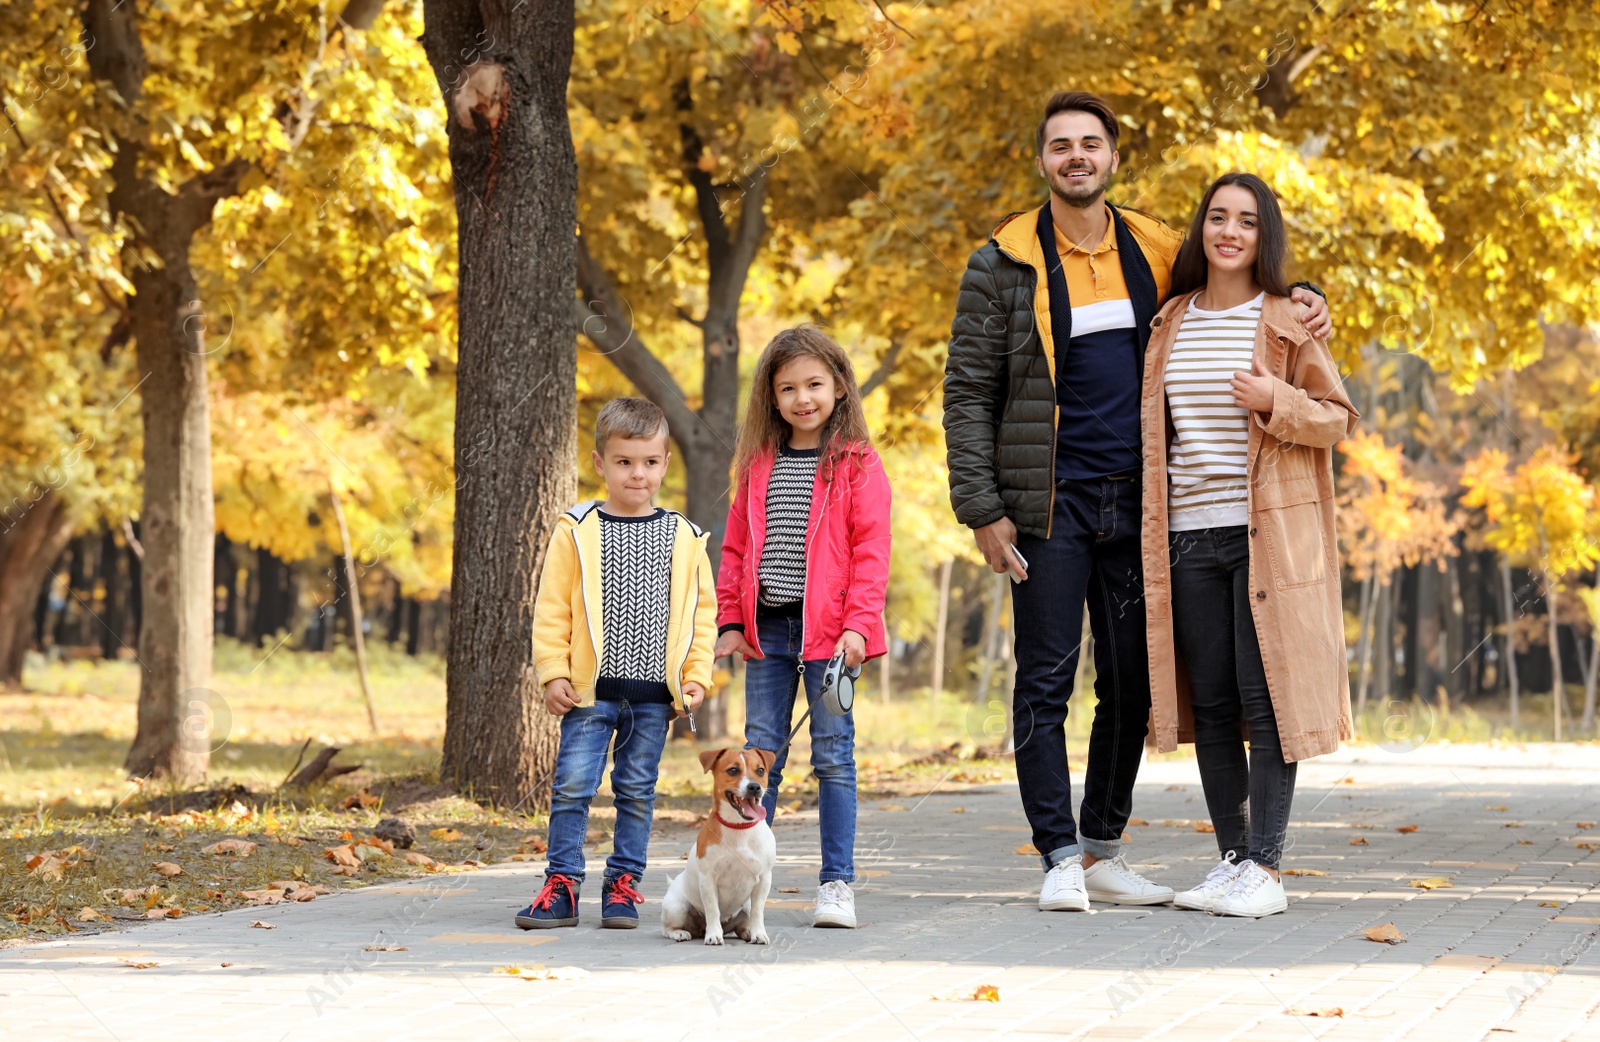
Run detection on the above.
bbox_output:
[1163,292,1263,533]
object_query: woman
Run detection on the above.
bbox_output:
[1138,172,1358,918]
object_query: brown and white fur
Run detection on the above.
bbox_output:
[661,748,777,945]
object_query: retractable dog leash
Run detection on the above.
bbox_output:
[772,651,859,760]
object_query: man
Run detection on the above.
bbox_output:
[943,91,1331,912]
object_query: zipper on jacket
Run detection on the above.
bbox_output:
[572,525,601,683]
[677,531,700,706]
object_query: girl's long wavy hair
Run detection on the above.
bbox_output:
[733,325,871,483]
[1168,172,1293,300]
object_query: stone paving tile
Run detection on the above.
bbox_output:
[1,744,1596,1041]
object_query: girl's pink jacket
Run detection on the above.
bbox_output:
[716,442,892,662]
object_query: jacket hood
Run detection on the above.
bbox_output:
[991,208,1047,270]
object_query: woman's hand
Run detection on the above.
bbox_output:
[834,629,867,669]
[714,630,759,661]
[1231,356,1277,415]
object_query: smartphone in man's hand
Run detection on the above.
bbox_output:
[1007,544,1029,583]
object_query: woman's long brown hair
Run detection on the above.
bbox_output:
[733,325,871,483]
[1168,171,1293,300]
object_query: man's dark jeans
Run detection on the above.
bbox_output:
[1010,476,1150,869]
[1168,525,1296,870]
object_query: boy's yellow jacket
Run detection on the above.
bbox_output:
[532,502,717,711]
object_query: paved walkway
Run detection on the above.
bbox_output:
[4,744,1598,1042]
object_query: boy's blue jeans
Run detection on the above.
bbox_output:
[742,613,857,884]
[544,699,672,883]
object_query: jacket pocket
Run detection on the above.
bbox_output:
[1257,477,1326,590]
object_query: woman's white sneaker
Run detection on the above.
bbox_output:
[1173,853,1243,912]
[1039,855,1090,911]
[1209,860,1288,918]
[1083,854,1175,905]
[812,880,857,928]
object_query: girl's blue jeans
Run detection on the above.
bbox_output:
[742,613,857,884]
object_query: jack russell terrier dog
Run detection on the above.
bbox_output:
[662,748,776,945]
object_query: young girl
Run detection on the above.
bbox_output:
[1138,173,1358,917]
[714,324,891,930]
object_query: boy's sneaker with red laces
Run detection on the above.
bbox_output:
[601,874,644,929]
[515,874,580,929]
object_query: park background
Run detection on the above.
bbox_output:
[1,0,1598,937]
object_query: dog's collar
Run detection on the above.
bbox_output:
[715,811,762,830]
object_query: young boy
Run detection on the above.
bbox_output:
[516,397,716,930]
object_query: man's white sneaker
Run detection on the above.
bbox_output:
[812,880,857,928]
[1173,853,1243,912]
[1039,855,1090,911]
[1083,854,1176,905]
[1209,860,1288,918]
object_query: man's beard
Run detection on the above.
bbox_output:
[1047,165,1111,209]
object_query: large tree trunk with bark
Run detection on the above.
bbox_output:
[424,0,575,808]
[85,0,243,783]
[0,490,77,688]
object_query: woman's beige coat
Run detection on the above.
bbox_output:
[1139,290,1360,763]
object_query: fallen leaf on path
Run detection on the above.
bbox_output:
[1518,840,1535,845]
[1127,818,1149,826]
[1538,901,1560,908]
[1410,877,1454,890]
[1576,843,1598,851]
[145,908,177,919]
[1487,805,1507,812]
[275,835,304,847]
[121,960,158,969]
[76,907,100,921]
[352,843,390,862]
[364,945,407,952]
[1578,823,1594,829]
[323,844,361,868]
[1350,838,1368,846]
[1351,823,1376,829]
[26,848,87,880]
[496,964,590,980]
[950,807,966,814]
[250,920,276,929]
[1504,822,1523,828]
[238,889,285,905]
[154,843,175,852]
[932,985,1002,1002]
[1192,821,1215,834]
[778,887,799,893]
[220,962,233,968]
[1395,825,1419,834]
[878,804,908,812]
[1363,923,1406,944]
[203,839,257,857]
[402,852,439,868]
[1286,1007,1344,1018]
[519,837,548,854]
[1283,869,1328,877]
[781,801,802,813]
[151,862,184,877]
[430,828,463,842]
[286,888,316,902]
[1014,844,1040,856]
[1164,785,1186,791]
[330,865,360,876]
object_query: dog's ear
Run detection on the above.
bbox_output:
[698,749,726,774]
[753,748,777,773]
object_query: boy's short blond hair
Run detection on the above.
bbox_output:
[595,397,670,454]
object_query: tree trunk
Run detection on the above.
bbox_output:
[1582,626,1598,734]
[405,598,422,656]
[424,0,574,809]
[0,491,77,688]
[1546,570,1563,742]
[216,534,238,639]
[879,607,891,704]
[1443,554,1466,705]
[330,484,379,734]
[99,528,122,659]
[1500,558,1520,731]
[1355,574,1376,715]
[84,0,242,783]
[1374,580,1393,706]
[975,571,1005,704]
[930,559,953,704]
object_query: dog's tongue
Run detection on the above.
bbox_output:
[737,796,762,818]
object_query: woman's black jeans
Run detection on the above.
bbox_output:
[1169,525,1295,870]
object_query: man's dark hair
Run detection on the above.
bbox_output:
[1035,91,1119,155]
[1168,172,1293,299]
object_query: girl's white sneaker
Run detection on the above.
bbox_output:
[1083,854,1175,905]
[1173,853,1243,912]
[1209,860,1288,918]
